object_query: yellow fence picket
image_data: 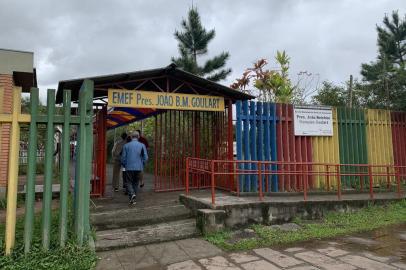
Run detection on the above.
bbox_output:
[366,109,394,186]
[312,108,340,189]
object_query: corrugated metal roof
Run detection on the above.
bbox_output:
[56,64,253,103]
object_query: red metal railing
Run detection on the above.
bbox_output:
[185,158,406,205]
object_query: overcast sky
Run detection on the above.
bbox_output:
[1,0,405,99]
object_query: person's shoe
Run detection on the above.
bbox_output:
[140,182,144,188]
[114,188,119,192]
[129,194,136,205]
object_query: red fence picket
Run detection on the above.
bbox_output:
[276,104,313,191]
[391,111,406,182]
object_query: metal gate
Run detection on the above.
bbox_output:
[154,107,232,192]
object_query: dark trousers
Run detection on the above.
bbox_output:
[126,171,141,199]
[123,171,127,189]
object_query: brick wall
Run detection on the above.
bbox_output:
[0,74,13,187]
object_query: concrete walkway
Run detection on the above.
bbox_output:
[96,224,406,270]
[96,238,221,270]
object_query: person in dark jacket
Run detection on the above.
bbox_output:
[121,131,148,205]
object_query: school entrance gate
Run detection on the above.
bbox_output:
[56,64,253,195]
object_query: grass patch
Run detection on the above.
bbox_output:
[0,201,97,270]
[205,200,406,251]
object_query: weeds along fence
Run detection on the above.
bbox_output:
[236,101,406,193]
[0,80,94,255]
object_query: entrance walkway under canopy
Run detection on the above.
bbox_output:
[56,64,253,196]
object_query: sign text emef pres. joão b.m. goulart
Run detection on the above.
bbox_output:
[108,89,225,112]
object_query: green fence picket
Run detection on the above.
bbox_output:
[41,89,56,250]
[59,90,71,247]
[338,107,368,188]
[84,81,94,236]
[75,79,93,245]
[23,87,39,253]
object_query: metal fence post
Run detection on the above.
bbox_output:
[325,165,330,192]
[336,164,342,200]
[59,90,71,247]
[368,166,374,199]
[211,160,215,205]
[258,162,263,201]
[4,88,22,255]
[75,79,93,245]
[303,164,308,201]
[42,89,56,250]
[185,157,189,195]
[395,166,401,198]
[84,81,94,236]
[23,87,39,253]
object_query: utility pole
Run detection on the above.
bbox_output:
[349,75,353,108]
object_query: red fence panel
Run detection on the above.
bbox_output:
[391,111,406,182]
[276,104,313,191]
[91,106,107,197]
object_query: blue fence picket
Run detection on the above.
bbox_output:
[263,103,271,191]
[257,102,264,191]
[236,100,279,192]
[250,101,257,191]
[243,101,250,191]
[236,101,243,192]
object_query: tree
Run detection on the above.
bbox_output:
[231,51,300,103]
[360,11,406,110]
[171,8,231,82]
[312,81,347,107]
[312,78,370,108]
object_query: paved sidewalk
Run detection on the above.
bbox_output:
[96,238,222,269]
[96,224,406,270]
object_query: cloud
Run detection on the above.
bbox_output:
[0,0,405,100]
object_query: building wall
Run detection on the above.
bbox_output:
[0,74,13,188]
[0,49,33,74]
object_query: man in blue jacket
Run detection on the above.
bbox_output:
[121,131,148,205]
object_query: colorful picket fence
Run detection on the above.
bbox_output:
[236,100,406,192]
[0,80,93,255]
[236,101,313,192]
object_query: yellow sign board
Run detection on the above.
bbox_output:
[108,89,225,111]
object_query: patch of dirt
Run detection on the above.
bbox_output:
[225,228,260,244]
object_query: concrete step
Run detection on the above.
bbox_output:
[91,204,192,231]
[95,218,199,251]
